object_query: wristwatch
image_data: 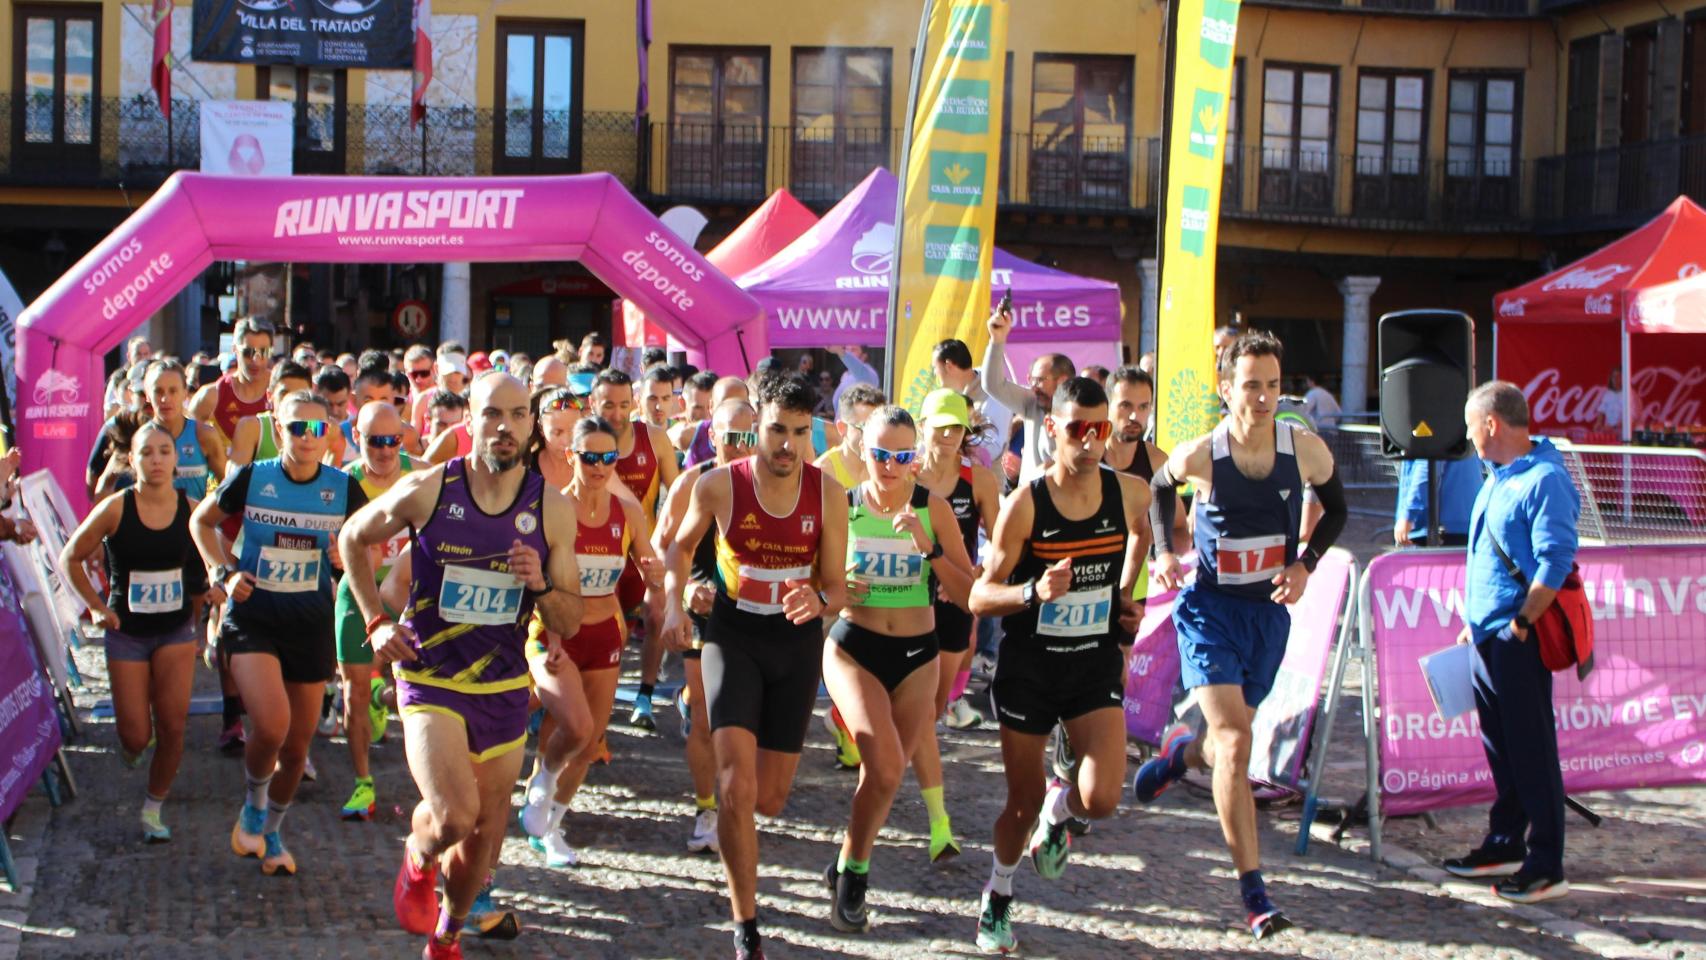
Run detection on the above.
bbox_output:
[1021,578,1039,608]
[920,541,945,561]
[1298,549,1321,574]
[524,573,554,599]
[211,564,234,584]
[1513,614,1532,634]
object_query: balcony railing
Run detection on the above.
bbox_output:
[1221,144,1528,229]
[1534,135,1706,232]
[0,94,642,188]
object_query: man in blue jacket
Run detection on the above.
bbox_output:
[1443,381,1579,904]
[1394,457,1483,546]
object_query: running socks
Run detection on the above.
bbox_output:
[245,773,273,811]
[1042,783,1075,826]
[837,853,870,875]
[263,799,290,835]
[434,908,465,945]
[736,917,761,953]
[637,683,655,707]
[696,794,717,811]
[920,785,948,827]
[987,857,1020,897]
[1240,870,1273,914]
[142,792,165,820]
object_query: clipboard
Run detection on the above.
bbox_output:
[1419,643,1476,719]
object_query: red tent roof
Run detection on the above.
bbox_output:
[705,188,818,275]
[1494,196,1706,333]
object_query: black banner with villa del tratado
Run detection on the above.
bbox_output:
[191,0,413,69]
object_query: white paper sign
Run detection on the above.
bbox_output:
[200,100,295,176]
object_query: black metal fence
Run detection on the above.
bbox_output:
[1534,135,1706,232]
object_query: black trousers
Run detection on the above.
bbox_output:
[1470,631,1565,877]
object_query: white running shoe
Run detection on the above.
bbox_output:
[944,697,982,730]
[687,809,719,853]
[300,754,318,783]
[534,829,578,868]
[520,771,555,838]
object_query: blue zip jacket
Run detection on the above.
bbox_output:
[1396,457,1483,539]
[1466,437,1580,641]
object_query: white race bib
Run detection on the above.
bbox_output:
[128,569,184,614]
[1037,587,1113,638]
[578,554,626,597]
[256,545,321,594]
[849,536,921,587]
[438,564,525,626]
[735,564,812,615]
[1215,533,1287,586]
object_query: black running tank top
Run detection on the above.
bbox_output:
[105,490,204,636]
[1002,468,1128,654]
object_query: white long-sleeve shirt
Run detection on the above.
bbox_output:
[981,339,1054,484]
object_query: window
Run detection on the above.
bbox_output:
[1260,64,1335,212]
[1029,55,1133,206]
[11,4,100,175]
[1224,60,1243,206]
[495,20,584,175]
[1446,73,1520,216]
[1688,17,1706,135]
[259,67,346,175]
[669,47,768,200]
[1623,25,1658,145]
[791,48,891,202]
[1566,36,1601,152]
[1353,70,1428,218]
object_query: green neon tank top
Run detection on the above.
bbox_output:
[846,482,934,609]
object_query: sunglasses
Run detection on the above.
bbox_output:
[240,346,272,359]
[1058,419,1113,443]
[869,446,917,465]
[543,391,584,412]
[366,433,403,448]
[284,420,329,438]
[720,430,757,448]
[407,369,434,381]
[575,450,620,466]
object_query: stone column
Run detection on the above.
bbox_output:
[1138,257,1160,357]
[1337,275,1381,415]
[441,262,471,348]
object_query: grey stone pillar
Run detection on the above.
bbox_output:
[1338,275,1381,414]
[441,262,471,348]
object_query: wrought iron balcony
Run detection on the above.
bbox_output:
[1534,136,1706,232]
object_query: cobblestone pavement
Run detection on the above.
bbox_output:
[1,490,1699,959]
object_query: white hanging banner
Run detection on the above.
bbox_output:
[0,265,22,417]
[199,100,295,176]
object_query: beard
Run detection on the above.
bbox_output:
[481,449,522,473]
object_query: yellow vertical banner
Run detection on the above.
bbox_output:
[886,0,1010,413]
[1155,0,1240,451]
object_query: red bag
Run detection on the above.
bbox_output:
[1489,538,1595,680]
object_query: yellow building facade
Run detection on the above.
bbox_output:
[0,0,1701,407]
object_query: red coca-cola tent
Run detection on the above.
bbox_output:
[622,188,819,363]
[1494,196,1706,440]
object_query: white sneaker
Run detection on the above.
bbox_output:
[944,697,982,730]
[520,772,554,838]
[535,829,578,868]
[971,653,997,680]
[300,754,317,783]
[687,809,719,853]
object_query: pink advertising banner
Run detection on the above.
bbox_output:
[16,172,762,513]
[1370,545,1706,816]
[1124,548,1355,788]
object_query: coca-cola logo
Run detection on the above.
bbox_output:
[1522,365,1705,427]
[1498,297,1526,317]
[1542,263,1631,292]
[1585,293,1615,316]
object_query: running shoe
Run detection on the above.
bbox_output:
[261,831,296,876]
[1065,816,1093,838]
[369,677,390,742]
[678,689,694,737]
[1246,890,1294,940]
[230,802,266,858]
[928,819,960,863]
[733,936,766,960]
[592,737,612,766]
[294,754,318,783]
[422,936,464,960]
[824,861,871,934]
[1493,871,1569,904]
[468,880,522,941]
[1131,726,1193,804]
[1049,725,1077,782]
[342,778,377,821]
[317,709,342,738]
[976,889,1018,954]
[971,652,997,680]
[527,707,544,738]
[629,698,657,733]
[217,721,246,756]
[944,697,982,730]
[394,842,440,935]
[687,809,719,854]
[1027,782,1072,880]
[121,736,155,770]
[1442,845,1525,878]
[141,810,171,844]
[519,772,554,838]
[823,707,861,770]
[528,831,578,868]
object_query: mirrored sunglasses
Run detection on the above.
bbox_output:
[285,420,328,438]
[869,446,917,465]
[365,433,403,448]
[575,450,620,466]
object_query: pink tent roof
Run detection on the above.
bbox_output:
[738,168,1122,348]
[1495,196,1706,333]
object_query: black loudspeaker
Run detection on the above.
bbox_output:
[1378,309,1474,459]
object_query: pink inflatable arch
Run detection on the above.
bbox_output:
[17,172,761,511]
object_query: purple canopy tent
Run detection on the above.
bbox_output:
[738,168,1124,371]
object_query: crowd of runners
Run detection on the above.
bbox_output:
[58,306,1350,958]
